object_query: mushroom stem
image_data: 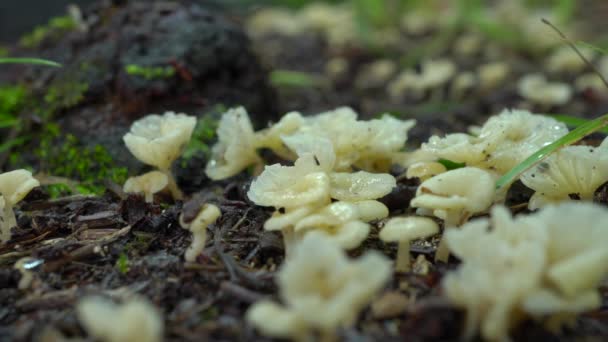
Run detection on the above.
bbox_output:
[395,240,412,272]
[435,215,461,263]
[162,170,183,201]
[282,227,296,258]
[1,206,16,243]
[185,229,206,262]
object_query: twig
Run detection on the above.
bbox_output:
[213,209,267,289]
[542,18,608,89]
[220,281,266,303]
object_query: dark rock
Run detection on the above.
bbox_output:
[3,0,277,172]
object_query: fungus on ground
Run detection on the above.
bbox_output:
[546,45,596,74]
[179,204,222,262]
[420,109,568,175]
[205,107,261,180]
[123,112,196,200]
[575,73,607,94]
[520,143,608,209]
[380,217,439,272]
[77,296,163,342]
[410,167,495,262]
[355,59,397,90]
[478,62,509,90]
[443,203,608,341]
[0,170,40,243]
[246,233,391,341]
[293,200,388,250]
[517,74,572,108]
[388,59,456,100]
[255,111,305,159]
[123,171,168,203]
[450,71,476,99]
[328,171,396,201]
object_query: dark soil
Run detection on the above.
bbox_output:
[0,1,607,341]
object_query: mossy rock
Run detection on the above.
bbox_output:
[0,0,277,190]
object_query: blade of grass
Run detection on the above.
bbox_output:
[496,113,608,190]
[551,114,608,134]
[269,70,325,88]
[0,57,61,67]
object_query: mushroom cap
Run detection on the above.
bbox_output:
[205,107,261,180]
[123,112,196,171]
[0,169,40,206]
[281,133,336,172]
[517,74,572,107]
[406,161,447,181]
[264,206,316,231]
[279,233,391,330]
[380,216,439,242]
[77,296,163,342]
[329,171,396,201]
[123,171,169,196]
[351,200,389,222]
[247,154,330,208]
[246,301,304,339]
[520,144,608,209]
[411,167,495,215]
[255,112,305,159]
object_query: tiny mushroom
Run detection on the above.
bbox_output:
[77,296,163,342]
[517,74,572,108]
[246,233,391,341]
[123,112,196,200]
[520,143,608,209]
[0,170,40,243]
[179,204,221,262]
[410,167,495,262]
[123,171,169,203]
[380,217,439,272]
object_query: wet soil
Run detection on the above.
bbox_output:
[0,1,607,341]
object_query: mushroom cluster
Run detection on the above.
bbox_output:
[246,233,391,341]
[442,202,608,340]
[247,138,395,253]
[206,106,414,180]
[418,109,568,176]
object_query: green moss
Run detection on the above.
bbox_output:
[125,64,175,80]
[43,80,89,118]
[115,253,130,274]
[0,85,26,128]
[180,115,219,167]
[34,124,128,197]
[20,15,77,48]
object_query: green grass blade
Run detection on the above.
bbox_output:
[551,114,608,134]
[269,70,325,88]
[496,113,608,189]
[0,58,61,67]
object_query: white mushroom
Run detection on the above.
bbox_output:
[517,74,572,108]
[410,167,495,262]
[179,204,221,262]
[0,170,39,243]
[123,112,196,199]
[443,202,608,340]
[123,171,168,203]
[405,161,447,181]
[380,217,439,272]
[329,171,396,201]
[388,59,456,100]
[520,144,608,209]
[77,296,163,342]
[205,107,261,180]
[547,46,596,74]
[246,233,391,341]
[478,62,509,90]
